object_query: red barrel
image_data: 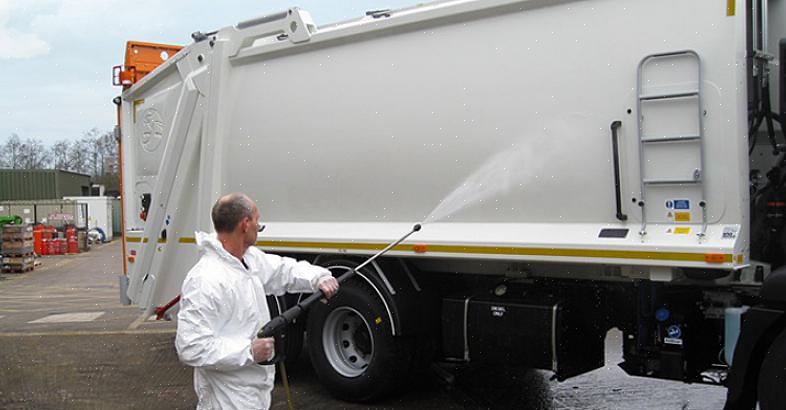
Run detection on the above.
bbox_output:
[65,226,78,254]
[59,239,67,255]
[47,239,56,255]
[34,225,44,255]
[43,226,54,241]
[67,237,79,254]
[41,238,49,256]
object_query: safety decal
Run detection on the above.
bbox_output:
[664,325,683,346]
[673,227,690,235]
[722,226,738,239]
[491,306,506,318]
[674,200,690,210]
[666,199,690,210]
[674,212,691,222]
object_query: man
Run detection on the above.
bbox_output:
[176,192,339,410]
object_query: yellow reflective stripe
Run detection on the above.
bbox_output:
[140,237,732,264]
[251,240,731,263]
[727,0,735,16]
[125,237,165,244]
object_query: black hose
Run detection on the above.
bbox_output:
[762,85,779,153]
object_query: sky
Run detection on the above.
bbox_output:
[0,0,424,146]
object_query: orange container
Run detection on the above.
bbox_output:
[43,226,54,241]
[67,237,79,254]
[33,225,44,255]
[41,238,49,256]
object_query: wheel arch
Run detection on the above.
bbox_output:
[312,255,424,337]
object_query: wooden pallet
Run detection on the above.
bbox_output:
[1,247,34,256]
[1,264,34,273]
[1,236,33,243]
[2,224,32,233]
[2,256,34,265]
[2,225,33,242]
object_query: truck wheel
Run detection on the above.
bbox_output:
[758,327,786,410]
[307,276,413,402]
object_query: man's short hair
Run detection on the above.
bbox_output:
[211,193,254,233]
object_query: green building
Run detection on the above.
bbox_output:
[0,170,92,201]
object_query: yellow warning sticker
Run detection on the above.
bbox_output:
[674,227,691,235]
[674,212,691,222]
[374,317,382,325]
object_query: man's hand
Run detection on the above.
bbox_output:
[317,275,339,299]
[251,337,275,363]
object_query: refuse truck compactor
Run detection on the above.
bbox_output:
[115,0,786,408]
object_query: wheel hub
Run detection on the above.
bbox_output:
[322,306,374,378]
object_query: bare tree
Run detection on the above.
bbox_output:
[50,140,72,170]
[0,134,24,169]
[1,128,119,175]
[98,130,119,175]
[0,138,6,168]
[18,138,51,169]
[68,137,92,175]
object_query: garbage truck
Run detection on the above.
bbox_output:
[113,0,786,407]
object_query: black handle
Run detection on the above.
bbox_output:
[776,38,786,124]
[610,121,628,221]
[256,330,287,365]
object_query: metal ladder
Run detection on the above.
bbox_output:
[636,50,707,239]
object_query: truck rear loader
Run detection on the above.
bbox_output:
[113,0,786,408]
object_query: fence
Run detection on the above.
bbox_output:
[0,200,88,230]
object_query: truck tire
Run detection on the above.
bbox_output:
[758,327,786,410]
[282,294,306,365]
[266,295,305,365]
[307,277,414,402]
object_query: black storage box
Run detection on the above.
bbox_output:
[441,294,605,380]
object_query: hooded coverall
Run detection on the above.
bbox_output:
[176,231,331,410]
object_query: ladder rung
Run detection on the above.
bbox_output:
[643,178,701,185]
[640,91,699,101]
[641,135,701,143]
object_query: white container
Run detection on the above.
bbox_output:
[120,0,756,310]
[63,196,114,242]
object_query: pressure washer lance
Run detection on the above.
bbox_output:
[256,223,422,363]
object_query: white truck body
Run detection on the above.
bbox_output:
[120,0,762,312]
[118,0,786,405]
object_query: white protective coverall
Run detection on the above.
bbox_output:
[176,231,331,410]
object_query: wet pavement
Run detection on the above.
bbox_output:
[0,241,726,409]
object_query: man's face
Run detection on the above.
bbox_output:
[243,204,261,249]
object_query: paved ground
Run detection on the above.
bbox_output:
[0,241,727,409]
